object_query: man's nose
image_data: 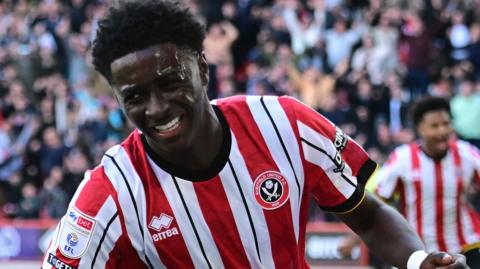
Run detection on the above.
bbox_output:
[438,124,451,135]
[145,91,170,117]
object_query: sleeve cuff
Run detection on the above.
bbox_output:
[318,158,376,213]
[319,187,366,213]
[357,158,377,185]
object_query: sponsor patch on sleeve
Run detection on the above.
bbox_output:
[58,206,96,259]
[47,253,77,269]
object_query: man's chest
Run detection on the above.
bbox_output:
[135,162,303,268]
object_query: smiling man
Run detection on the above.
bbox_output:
[109,43,222,173]
[41,1,468,269]
[375,96,480,268]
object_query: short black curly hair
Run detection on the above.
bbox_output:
[411,96,451,127]
[92,0,206,83]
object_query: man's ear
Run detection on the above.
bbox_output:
[198,52,209,86]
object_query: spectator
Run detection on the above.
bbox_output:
[323,17,366,71]
[0,171,23,218]
[286,62,335,110]
[399,12,434,96]
[39,166,68,218]
[383,74,412,139]
[467,23,480,80]
[203,20,238,99]
[62,148,90,199]
[351,34,392,84]
[0,120,23,182]
[448,11,470,62]
[16,181,42,219]
[39,126,68,177]
[450,79,480,148]
[282,0,325,55]
[370,12,400,83]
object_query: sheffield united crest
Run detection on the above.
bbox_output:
[253,171,289,210]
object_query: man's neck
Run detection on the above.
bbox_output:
[172,117,223,171]
[143,105,230,182]
[419,144,447,162]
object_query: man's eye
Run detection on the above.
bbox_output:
[125,93,142,103]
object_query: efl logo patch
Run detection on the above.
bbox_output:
[253,171,289,210]
[59,207,96,258]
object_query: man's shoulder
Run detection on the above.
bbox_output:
[82,130,142,193]
[455,139,480,159]
[386,144,412,164]
[455,139,477,150]
[102,130,141,160]
[68,165,118,218]
[396,143,413,154]
[211,95,298,108]
[211,94,248,105]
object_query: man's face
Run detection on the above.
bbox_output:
[417,110,453,158]
[110,43,209,153]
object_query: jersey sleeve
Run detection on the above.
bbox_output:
[469,144,480,183]
[462,142,480,185]
[41,166,125,269]
[374,149,403,199]
[285,97,377,213]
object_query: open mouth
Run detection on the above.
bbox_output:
[434,137,449,148]
[151,115,184,138]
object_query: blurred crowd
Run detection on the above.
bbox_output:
[0,0,480,220]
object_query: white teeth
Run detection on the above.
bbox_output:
[153,116,181,132]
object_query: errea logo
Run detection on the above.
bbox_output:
[148,213,179,241]
[149,213,173,231]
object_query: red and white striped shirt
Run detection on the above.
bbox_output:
[376,141,480,253]
[42,95,376,269]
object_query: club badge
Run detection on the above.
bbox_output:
[253,171,289,210]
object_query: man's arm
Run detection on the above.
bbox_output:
[41,168,132,269]
[336,192,467,269]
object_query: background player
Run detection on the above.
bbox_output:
[374,96,480,267]
[340,96,480,268]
